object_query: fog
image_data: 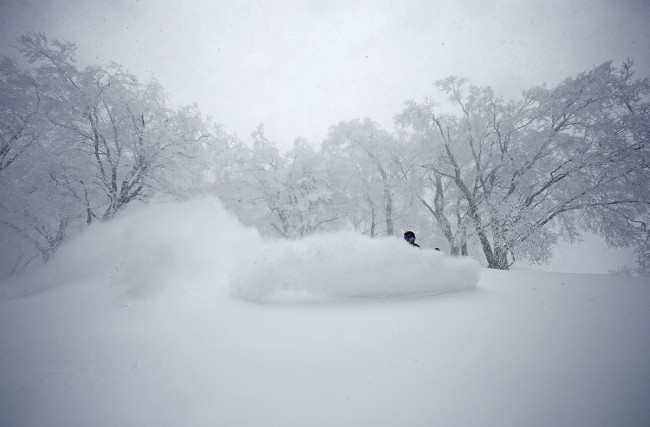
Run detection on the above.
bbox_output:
[0,0,648,275]
[1,6,649,423]
[2,0,649,146]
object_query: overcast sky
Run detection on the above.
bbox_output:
[1,0,649,149]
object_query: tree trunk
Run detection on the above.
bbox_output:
[485,245,510,269]
[377,164,393,236]
[384,186,393,236]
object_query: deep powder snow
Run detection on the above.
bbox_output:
[1,197,648,427]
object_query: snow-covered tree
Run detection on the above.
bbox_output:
[0,33,215,273]
[20,32,201,220]
[321,119,404,237]
[396,105,473,255]
[2,31,648,276]
[398,62,650,269]
[0,57,44,173]
[234,125,338,238]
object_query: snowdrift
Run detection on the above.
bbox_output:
[3,196,480,302]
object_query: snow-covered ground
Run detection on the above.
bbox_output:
[1,197,649,427]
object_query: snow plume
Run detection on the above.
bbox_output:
[3,196,480,302]
[4,196,261,299]
[231,232,481,302]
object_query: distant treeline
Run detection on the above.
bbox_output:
[1,32,648,276]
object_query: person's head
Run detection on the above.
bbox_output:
[404,230,416,244]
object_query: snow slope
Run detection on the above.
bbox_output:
[1,197,649,427]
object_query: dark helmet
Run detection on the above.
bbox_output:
[404,230,416,243]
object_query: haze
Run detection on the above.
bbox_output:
[2,0,649,147]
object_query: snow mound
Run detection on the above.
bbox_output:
[230,232,481,302]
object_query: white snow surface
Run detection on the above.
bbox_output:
[1,197,649,427]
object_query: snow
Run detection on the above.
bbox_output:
[521,232,638,274]
[1,197,649,427]
[231,231,480,302]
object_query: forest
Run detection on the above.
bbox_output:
[1,32,649,276]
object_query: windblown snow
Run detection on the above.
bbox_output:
[1,197,649,427]
[5,196,480,302]
[231,232,480,302]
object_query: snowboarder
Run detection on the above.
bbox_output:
[403,231,420,248]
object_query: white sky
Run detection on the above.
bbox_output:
[1,0,649,149]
